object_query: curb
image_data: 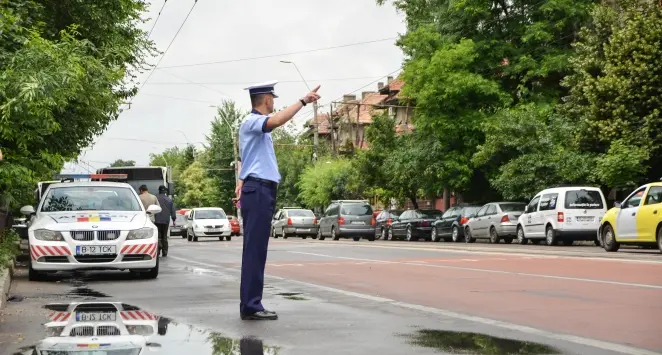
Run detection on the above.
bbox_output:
[0,261,15,310]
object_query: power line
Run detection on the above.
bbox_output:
[144,76,385,86]
[140,93,218,105]
[157,37,398,69]
[138,0,200,92]
[158,68,232,98]
[147,0,168,38]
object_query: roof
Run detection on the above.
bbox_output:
[344,93,388,124]
[308,113,332,134]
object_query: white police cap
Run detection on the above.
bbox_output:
[244,80,279,98]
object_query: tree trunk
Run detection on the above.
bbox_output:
[409,194,419,210]
[443,187,451,211]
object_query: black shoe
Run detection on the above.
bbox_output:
[162,252,167,257]
[240,310,278,320]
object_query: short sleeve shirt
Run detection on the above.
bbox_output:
[238,110,281,183]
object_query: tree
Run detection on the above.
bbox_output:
[562,0,662,189]
[109,159,136,167]
[0,0,155,208]
[297,159,363,209]
[178,161,216,208]
[272,121,312,208]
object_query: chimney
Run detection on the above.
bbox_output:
[377,82,384,90]
[343,94,357,103]
[387,76,394,84]
[361,91,375,100]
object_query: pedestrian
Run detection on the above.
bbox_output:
[138,185,160,223]
[154,185,176,257]
[235,80,320,321]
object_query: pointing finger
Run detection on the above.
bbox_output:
[312,85,321,93]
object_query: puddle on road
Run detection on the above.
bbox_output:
[275,292,309,301]
[403,329,561,354]
[67,286,110,298]
[276,292,301,297]
[13,301,279,355]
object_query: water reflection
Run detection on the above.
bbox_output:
[14,301,277,355]
[404,329,561,354]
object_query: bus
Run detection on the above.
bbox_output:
[96,166,174,197]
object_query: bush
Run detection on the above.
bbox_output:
[0,229,20,269]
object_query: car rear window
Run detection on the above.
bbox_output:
[416,210,443,218]
[564,190,604,209]
[287,210,314,217]
[499,203,526,212]
[461,207,480,216]
[341,204,373,215]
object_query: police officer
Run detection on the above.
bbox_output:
[236,80,320,320]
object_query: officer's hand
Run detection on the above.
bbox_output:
[234,185,241,201]
[303,85,321,104]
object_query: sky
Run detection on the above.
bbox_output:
[64,0,405,173]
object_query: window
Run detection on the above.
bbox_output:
[564,189,604,209]
[527,196,541,213]
[442,207,457,218]
[415,210,443,218]
[341,203,373,216]
[498,203,526,212]
[645,186,662,205]
[622,188,646,209]
[195,209,227,220]
[485,205,497,215]
[175,215,187,224]
[286,210,315,217]
[460,207,480,217]
[475,206,489,217]
[325,204,338,216]
[40,186,141,212]
[539,193,559,211]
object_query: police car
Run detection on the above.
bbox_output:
[20,174,162,281]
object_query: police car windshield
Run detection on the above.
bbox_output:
[40,186,142,212]
[195,209,226,219]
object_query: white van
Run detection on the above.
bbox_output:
[516,186,607,246]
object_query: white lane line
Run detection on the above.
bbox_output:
[165,255,662,355]
[288,251,662,290]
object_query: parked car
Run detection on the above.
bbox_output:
[374,209,403,240]
[185,207,232,242]
[227,215,241,236]
[389,209,443,241]
[431,205,482,242]
[170,214,188,237]
[516,186,607,246]
[598,181,662,252]
[271,208,318,239]
[317,200,376,241]
[464,202,526,244]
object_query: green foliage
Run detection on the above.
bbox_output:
[109,159,136,167]
[0,229,20,269]
[273,122,312,208]
[179,161,216,208]
[297,159,362,208]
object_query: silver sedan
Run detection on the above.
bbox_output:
[464,202,526,244]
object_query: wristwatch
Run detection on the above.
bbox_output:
[299,99,307,106]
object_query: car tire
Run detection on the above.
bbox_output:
[272,228,278,239]
[187,232,192,242]
[381,228,386,240]
[516,226,528,245]
[28,261,46,282]
[352,236,360,241]
[181,232,187,239]
[406,226,414,242]
[302,236,307,240]
[282,228,288,239]
[332,227,339,241]
[318,228,325,241]
[387,228,394,241]
[503,237,513,244]
[219,237,224,241]
[226,236,231,241]
[545,226,558,246]
[431,228,439,242]
[656,225,662,253]
[451,226,460,242]
[464,227,475,243]
[602,224,620,252]
[193,234,198,242]
[489,227,500,244]
[367,234,375,242]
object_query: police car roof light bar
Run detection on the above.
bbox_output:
[53,173,128,180]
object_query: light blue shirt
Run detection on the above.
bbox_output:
[238,109,281,183]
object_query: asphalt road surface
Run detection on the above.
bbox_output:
[1,237,661,355]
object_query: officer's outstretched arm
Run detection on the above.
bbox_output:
[265,86,321,130]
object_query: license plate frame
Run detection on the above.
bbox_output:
[75,245,117,255]
[350,221,365,225]
[206,228,221,233]
[298,228,311,232]
[75,312,117,322]
[576,216,594,222]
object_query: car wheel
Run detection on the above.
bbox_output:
[602,224,620,252]
[219,237,224,241]
[431,228,439,242]
[545,226,557,246]
[464,227,475,243]
[302,236,307,240]
[332,227,339,241]
[451,226,460,242]
[187,232,192,242]
[503,237,513,244]
[489,227,500,244]
[28,261,46,282]
[193,234,198,242]
[282,228,288,239]
[406,226,413,241]
[381,228,386,240]
[352,236,360,241]
[516,226,528,245]
[272,228,278,239]
[318,228,325,241]
[226,236,231,241]
[367,233,375,242]
[181,232,187,239]
[387,228,394,241]
[656,225,662,253]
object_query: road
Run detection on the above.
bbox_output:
[1,237,661,355]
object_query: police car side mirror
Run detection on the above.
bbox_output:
[524,206,529,214]
[20,205,35,216]
[146,205,162,215]
[614,201,621,208]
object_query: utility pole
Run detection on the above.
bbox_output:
[312,102,319,161]
[329,102,336,156]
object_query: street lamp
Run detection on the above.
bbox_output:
[280,60,319,159]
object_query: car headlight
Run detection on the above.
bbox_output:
[45,326,65,337]
[126,324,154,335]
[127,227,154,240]
[34,229,64,241]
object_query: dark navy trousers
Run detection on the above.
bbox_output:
[239,180,277,315]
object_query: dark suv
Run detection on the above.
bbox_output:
[317,200,375,241]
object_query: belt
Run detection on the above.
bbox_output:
[245,176,278,189]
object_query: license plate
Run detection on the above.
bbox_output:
[75,245,116,255]
[351,221,365,225]
[299,228,310,232]
[206,228,220,233]
[576,216,594,222]
[75,312,116,322]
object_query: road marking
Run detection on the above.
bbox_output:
[165,255,662,355]
[288,251,662,290]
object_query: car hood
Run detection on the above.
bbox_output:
[31,211,148,231]
[193,218,229,225]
